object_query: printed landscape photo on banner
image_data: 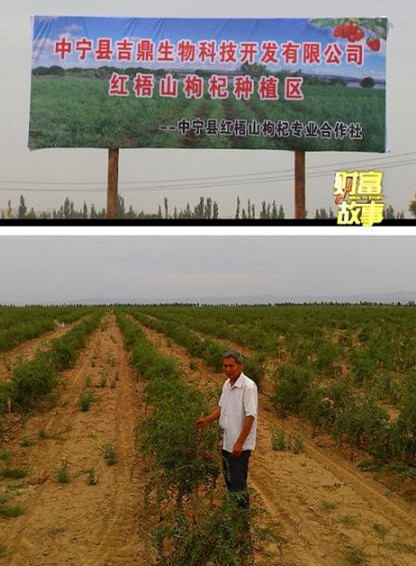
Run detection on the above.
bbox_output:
[29,16,388,152]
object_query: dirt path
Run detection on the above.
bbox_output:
[137,320,416,566]
[0,321,79,382]
[0,314,152,566]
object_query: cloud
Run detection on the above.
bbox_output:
[63,24,83,34]
[59,32,76,41]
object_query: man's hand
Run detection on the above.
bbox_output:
[232,440,244,458]
[196,408,221,431]
[232,415,255,457]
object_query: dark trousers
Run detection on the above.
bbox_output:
[221,449,251,509]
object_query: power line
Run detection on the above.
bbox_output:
[0,153,415,193]
[2,151,416,187]
[1,152,416,188]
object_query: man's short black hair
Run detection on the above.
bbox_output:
[222,350,244,365]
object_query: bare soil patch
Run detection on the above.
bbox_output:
[0,314,152,566]
[138,320,416,566]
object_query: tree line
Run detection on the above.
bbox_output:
[2,194,409,220]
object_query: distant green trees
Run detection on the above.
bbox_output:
[239,62,270,78]
[4,195,408,220]
[33,65,65,76]
[409,197,416,218]
[3,195,288,220]
[360,76,376,88]
[384,205,405,220]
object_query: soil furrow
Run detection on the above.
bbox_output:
[136,319,416,566]
[141,317,416,531]
[0,314,151,566]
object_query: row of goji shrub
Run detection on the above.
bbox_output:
[3,309,104,413]
[273,363,416,470]
[125,308,265,392]
[0,305,94,353]
[116,311,260,566]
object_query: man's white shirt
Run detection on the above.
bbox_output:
[218,372,258,453]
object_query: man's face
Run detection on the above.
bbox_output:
[222,357,243,382]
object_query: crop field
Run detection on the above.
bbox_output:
[0,305,416,566]
[28,77,385,151]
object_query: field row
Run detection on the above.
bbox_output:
[133,314,416,566]
[1,308,416,566]
[125,306,416,476]
[0,310,104,427]
[0,306,94,353]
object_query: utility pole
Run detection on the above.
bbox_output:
[107,148,119,219]
[295,150,306,219]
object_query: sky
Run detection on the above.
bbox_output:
[0,236,415,304]
[0,0,415,218]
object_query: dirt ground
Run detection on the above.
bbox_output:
[138,320,416,566]
[0,314,151,566]
[2,314,416,566]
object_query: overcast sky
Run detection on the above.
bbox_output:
[1,236,414,304]
[1,0,416,218]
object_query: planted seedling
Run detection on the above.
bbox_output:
[103,443,117,466]
[293,435,304,454]
[86,468,98,486]
[57,458,70,483]
[79,390,95,412]
[271,429,286,451]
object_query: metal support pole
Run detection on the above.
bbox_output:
[107,148,119,219]
[294,150,306,219]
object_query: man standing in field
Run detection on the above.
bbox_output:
[197,350,258,508]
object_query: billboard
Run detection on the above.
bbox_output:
[29,17,388,152]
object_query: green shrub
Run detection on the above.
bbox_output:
[271,429,286,451]
[272,364,313,415]
[19,437,34,447]
[333,397,388,450]
[202,340,224,372]
[344,545,369,564]
[12,356,56,410]
[0,450,12,463]
[103,443,117,466]
[86,468,98,485]
[293,435,304,454]
[243,354,265,393]
[49,341,77,371]
[297,386,334,428]
[0,503,25,518]
[386,377,416,466]
[79,390,95,412]
[1,467,27,479]
[56,459,70,483]
[314,342,340,377]
[349,349,376,384]
[37,428,48,439]
[0,383,13,415]
[154,493,256,566]
[140,385,220,497]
